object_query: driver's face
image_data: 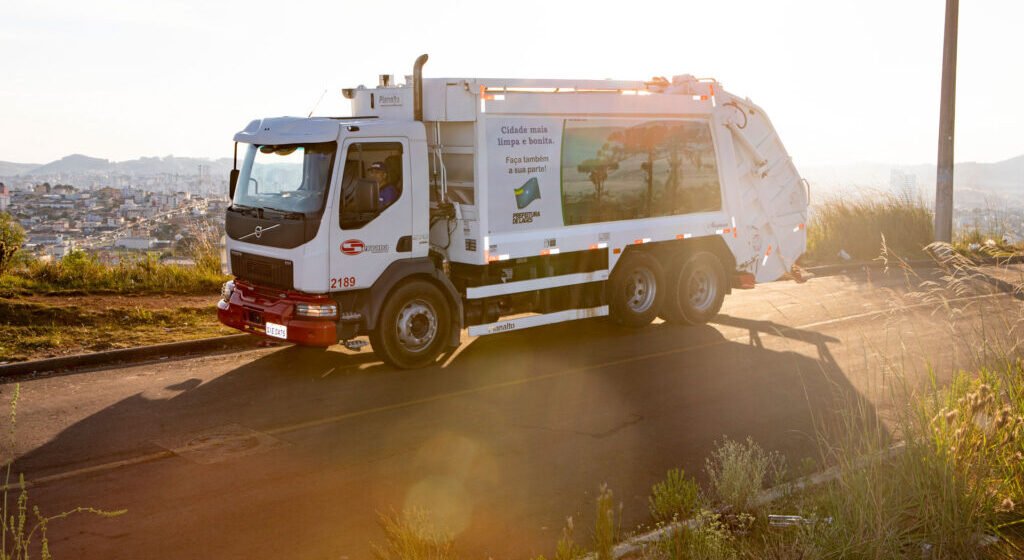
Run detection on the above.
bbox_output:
[369,168,387,183]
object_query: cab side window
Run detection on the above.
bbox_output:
[340,142,404,229]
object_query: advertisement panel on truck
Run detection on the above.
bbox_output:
[486,117,723,234]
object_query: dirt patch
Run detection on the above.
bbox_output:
[0,294,231,363]
[11,293,219,310]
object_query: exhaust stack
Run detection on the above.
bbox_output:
[413,54,428,122]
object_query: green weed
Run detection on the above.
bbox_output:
[648,469,701,524]
[0,385,125,559]
[593,484,621,560]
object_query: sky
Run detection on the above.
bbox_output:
[1,0,1021,166]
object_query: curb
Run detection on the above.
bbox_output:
[803,254,1024,277]
[803,259,938,277]
[0,334,264,378]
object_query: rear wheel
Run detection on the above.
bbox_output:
[608,252,664,328]
[370,280,451,369]
[662,251,726,325]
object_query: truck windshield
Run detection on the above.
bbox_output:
[232,142,337,215]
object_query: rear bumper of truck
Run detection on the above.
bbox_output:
[217,280,337,347]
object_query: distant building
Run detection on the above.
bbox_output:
[890,169,919,200]
[0,183,9,212]
[44,240,76,260]
[115,237,156,250]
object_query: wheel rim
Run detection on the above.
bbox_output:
[687,265,717,312]
[395,299,438,352]
[625,267,657,313]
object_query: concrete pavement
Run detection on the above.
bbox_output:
[5,265,1021,559]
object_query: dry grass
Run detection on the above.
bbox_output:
[371,509,459,560]
[805,192,934,264]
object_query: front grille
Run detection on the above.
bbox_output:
[230,251,294,290]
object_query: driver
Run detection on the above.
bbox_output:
[368,161,400,208]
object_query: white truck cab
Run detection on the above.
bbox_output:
[218,55,808,368]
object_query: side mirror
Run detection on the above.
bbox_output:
[229,169,239,199]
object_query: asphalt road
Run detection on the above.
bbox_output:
[5,264,1023,559]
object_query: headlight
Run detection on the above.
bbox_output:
[295,303,338,318]
[221,280,235,302]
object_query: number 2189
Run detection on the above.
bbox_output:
[330,277,356,289]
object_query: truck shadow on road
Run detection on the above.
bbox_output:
[13,316,888,559]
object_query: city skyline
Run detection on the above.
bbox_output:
[2,0,1022,167]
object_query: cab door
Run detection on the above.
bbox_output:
[329,138,412,291]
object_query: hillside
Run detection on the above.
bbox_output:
[802,154,1024,206]
[0,154,234,177]
[28,154,112,175]
[0,161,41,176]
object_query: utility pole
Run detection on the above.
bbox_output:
[934,0,959,242]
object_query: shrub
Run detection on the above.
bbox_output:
[0,250,226,295]
[0,213,25,276]
[705,437,786,513]
[648,468,701,523]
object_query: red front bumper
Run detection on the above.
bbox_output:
[217,280,337,347]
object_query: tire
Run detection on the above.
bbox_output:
[608,252,664,328]
[370,279,451,369]
[662,251,726,325]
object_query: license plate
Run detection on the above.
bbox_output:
[265,322,288,339]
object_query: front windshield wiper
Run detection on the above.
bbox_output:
[228,204,259,217]
[261,207,307,220]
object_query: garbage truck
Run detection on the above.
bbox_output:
[217,55,809,368]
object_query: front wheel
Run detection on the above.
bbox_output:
[370,280,451,369]
[608,252,664,328]
[662,252,726,325]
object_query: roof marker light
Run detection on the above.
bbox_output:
[541,248,560,256]
[793,223,805,232]
[676,233,693,240]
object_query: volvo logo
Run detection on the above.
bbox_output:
[239,223,281,241]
